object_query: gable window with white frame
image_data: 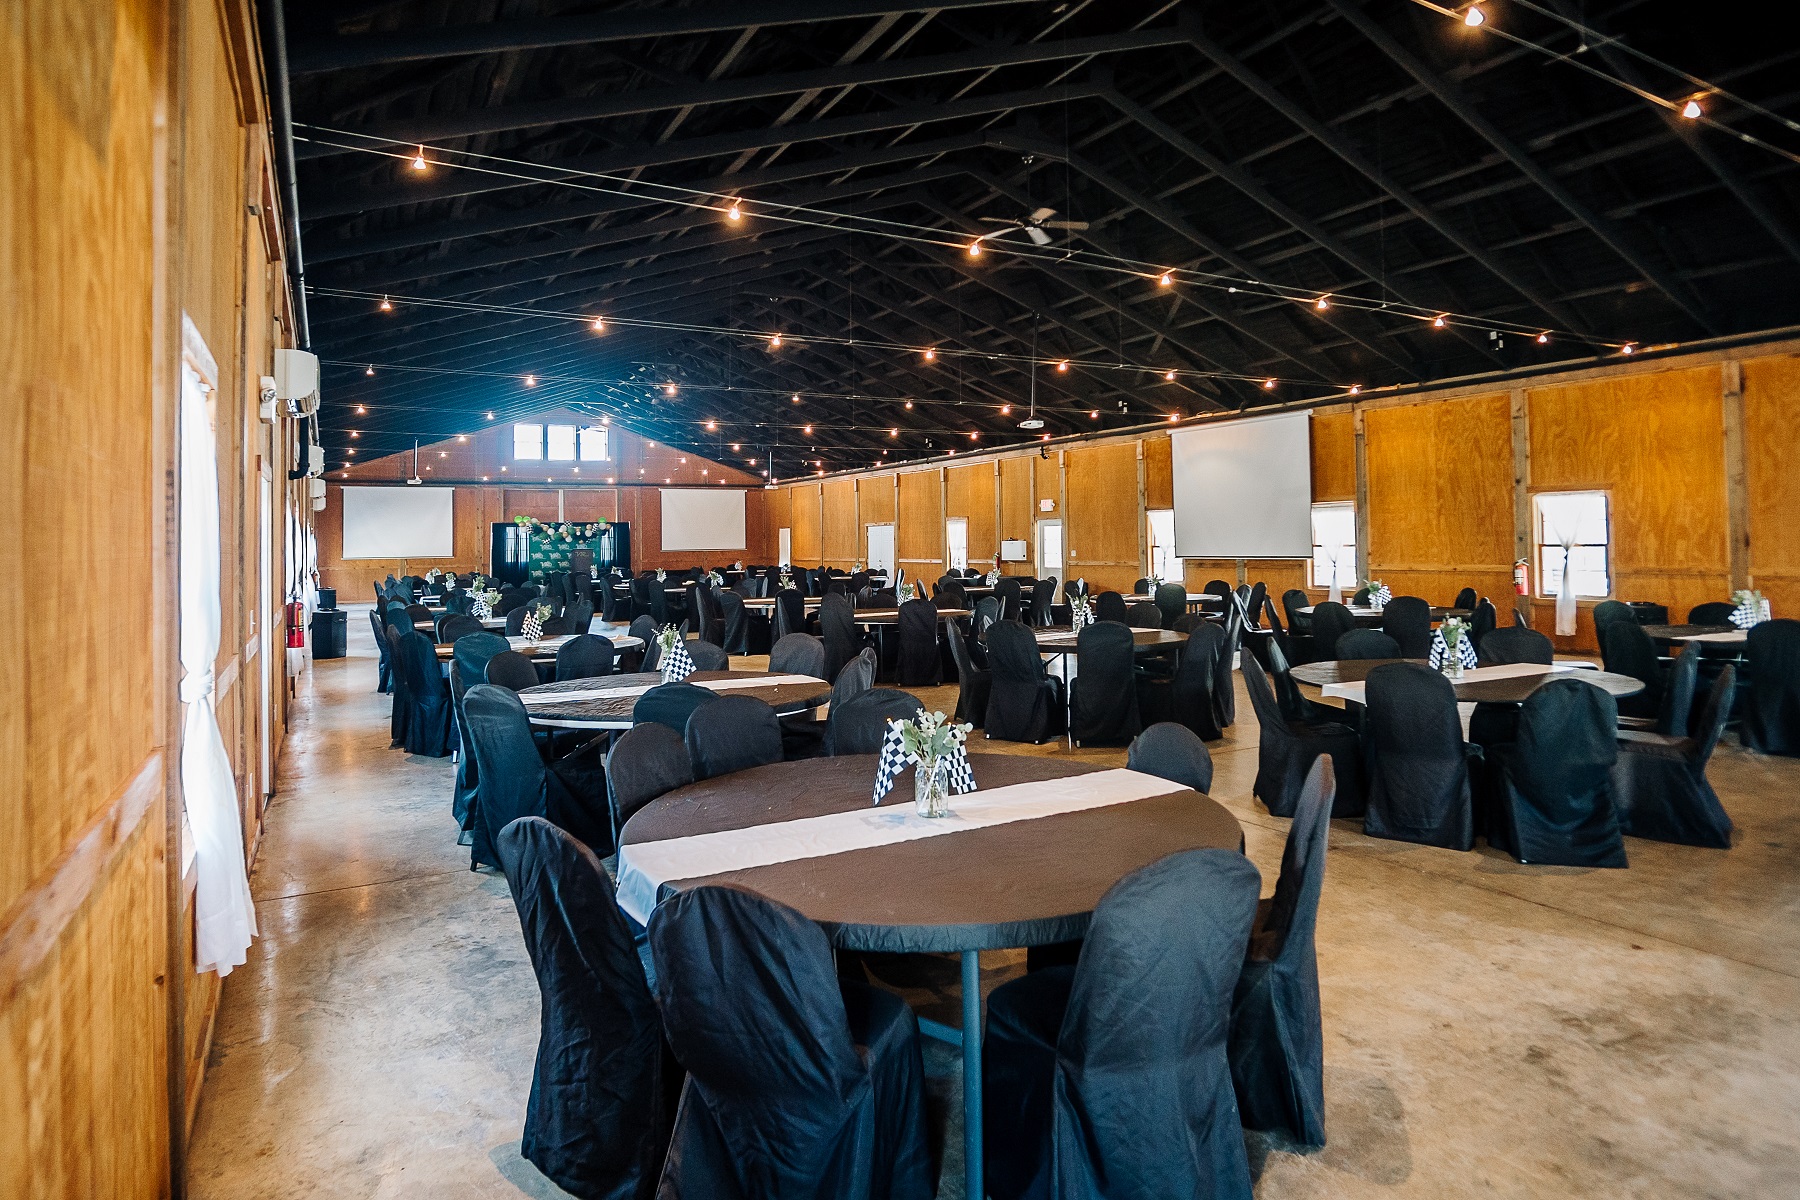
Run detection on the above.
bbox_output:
[578,425,609,461]
[512,422,544,460]
[1534,491,1610,598]
[1146,509,1179,582]
[1310,502,1357,589]
[546,423,577,461]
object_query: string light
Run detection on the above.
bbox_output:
[1089,409,1100,419]
[1463,2,1485,26]
[1001,405,1012,415]
[1315,295,1331,310]
[411,145,427,170]
[1432,314,1447,328]
[802,425,813,435]
[349,430,359,438]
[904,400,914,409]
[923,348,936,361]
[457,434,468,442]
[1168,413,1180,423]
[889,428,898,437]
[485,411,495,420]
[379,295,392,311]
[1056,360,1069,372]
[704,420,717,430]
[1537,332,1550,344]
[1622,343,1637,355]
[1163,370,1176,381]
[966,240,982,258]
[791,394,800,403]
[364,364,374,376]
[592,316,605,332]
[664,383,677,396]
[969,431,979,440]
[355,404,366,414]
[726,201,742,222]
[524,374,536,387]
[1349,385,1362,395]
[768,333,782,349]
[1159,272,1173,287]
[1263,378,1276,390]
[1681,98,1704,119]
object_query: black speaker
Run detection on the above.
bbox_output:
[310,609,347,659]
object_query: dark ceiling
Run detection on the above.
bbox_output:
[273,0,1800,480]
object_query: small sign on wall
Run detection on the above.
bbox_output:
[1039,498,1056,512]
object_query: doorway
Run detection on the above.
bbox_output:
[778,527,791,567]
[866,524,896,576]
[1035,519,1063,578]
[945,518,968,572]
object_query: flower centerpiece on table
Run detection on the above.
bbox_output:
[521,602,552,642]
[1070,592,1094,630]
[872,710,976,818]
[1431,616,1476,678]
[654,624,695,682]
[706,569,725,587]
[986,566,1001,586]
[654,568,667,583]
[895,580,916,603]
[1730,589,1771,629]
[1361,578,1391,608]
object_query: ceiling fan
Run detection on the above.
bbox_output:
[976,206,1089,247]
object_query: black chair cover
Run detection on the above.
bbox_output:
[624,615,656,670]
[494,817,672,1200]
[1266,638,1331,727]
[773,589,809,643]
[1229,756,1335,1149]
[497,587,529,615]
[820,594,863,682]
[983,849,1260,1200]
[606,723,694,839]
[1601,619,1665,718]
[718,590,749,655]
[1213,601,1243,729]
[770,633,827,678]
[440,613,485,644]
[1162,622,1227,741]
[540,617,573,639]
[1125,601,1163,629]
[1592,599,1635,636]
[946,621,991,727]
[463,685,613,869]
[1308,602,1356,660]
[684,695,783,781]
[451,632,511,828]
[1477,625,1554,666]
[1243,655,1362,818]
[685,640,729,672]
[827,688,925,756]
[1362,663,1477,850]
[994,576,1024,622]
[1094,591,1128,625]
[834,648,878,705]
[1133,577,1155,595]
[385,625,412,746]
[1380,596,1432,659]
[1028,578,1056,627]
[649,885,933,1200]
[1126,722,1214,793]
[1350,587,1371,606]
[1483,678,1626,867]
[1154,582,1187,630]
[983,621,1065,744]
[554,634,615,682]
[1070,622,1144,746]
[484,650,541,692]
[395,631,454,757]
[937,580,969,611]
[1653,643,1701,737]
[1688,601,1737,625]
[894,598,941,687]
[1469,597,1498,651]
[370,610,394,693]
[692,586,724,647]
[1454,586,1479,610]
[972,596,1001,646]
[1742,619,1800,755]
[633,682,720,736]
[566,599,595,635]
[1614,665,1735,848]
[405,602,433,629]
[504,607,530,636]
[1335,628,1402,660]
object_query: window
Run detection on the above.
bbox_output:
[546,423,577,461]
[512,423,543,460]
[1535,491,1610,598]
[945,518,969,571]
[1310,503,1357,589]
[1146,509,1179,582]
[578,425,609,461]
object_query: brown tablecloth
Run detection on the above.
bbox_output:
[1291,658,1644,703]
[619,754,1242,953]
[519,670,829,728]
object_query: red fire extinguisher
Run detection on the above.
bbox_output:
[1513,559,1530,597]
[286,600,306,648]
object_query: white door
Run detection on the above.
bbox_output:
[945,518,968,571]
[1036,519,1063,576]
[259,472,273,800]
[778,527,791,567]
[865,524,896,576]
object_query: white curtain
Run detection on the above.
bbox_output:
[181,363,258,976]
[1548,517,1579,637]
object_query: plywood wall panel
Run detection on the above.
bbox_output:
[1066,443,1140,591]
[1529,366,1731,633]
[1743,355,1800,615]
[822,479,858,565]
[861,476,896,527]
[897,470,943,569]
[1366,393,1514,604]
[946,464,996,563]
[1143,436,1173,509]
[790,483,822,565]
[998,457,1033,575]
[1311,410,1356,502]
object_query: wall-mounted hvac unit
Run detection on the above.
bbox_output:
[275,348,320,417]
[302,443,324,479]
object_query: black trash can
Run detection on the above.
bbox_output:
[316,586,337,610]
[311,609,347,659]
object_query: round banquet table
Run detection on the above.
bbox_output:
[1032,624,1186,654]
[1290,658,1644,703]
[1297,604,1470,626]
[619,753,1241,1200]
[519,669,830,730]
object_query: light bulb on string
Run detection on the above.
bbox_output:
[364,364,374,376]
[355,405,366,414]
[1089,409,1100,419]
[411,146,427,170]
[592,316,605,332]
[904,400,913,409]
[1163,370,1176,382]
[379,295,393,311]
[769,333,782,349]
[485,411,495,420]
[664,383,677,396]
[350,430,360,438]
[1681,98,1703,119]
[1001,404,1012,415]
[1263,379,1276,390]
[1432,314,1447,328]
[726,201,742,222]
[923,348,936,361]
[1056,360,1069,372]
[1159,272,1172,287]
[1622,343,1636,355]
[967,240,983,258]
[791,394,800,403]
[802,425,812,435]
[1315,295,1331,310]
[1463,2,1485,26]
[704,420,717,431]
[1349,385,1362,395]
[524,374,537,387]
[1537,332,1549,344]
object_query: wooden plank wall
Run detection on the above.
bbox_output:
[3,0,303,1193]
[821,479,858,564]
[758,344,1800,651]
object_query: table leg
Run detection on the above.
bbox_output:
[962,949,983,1200]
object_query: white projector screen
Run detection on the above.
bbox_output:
[340,486,456,559]
[661,488,747,552]
[1171,411,1313,559]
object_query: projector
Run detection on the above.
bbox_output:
[1017,417,1045,430]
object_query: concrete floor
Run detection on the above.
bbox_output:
[187,609,1800,1198]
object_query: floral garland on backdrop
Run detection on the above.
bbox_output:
[513,515,609,541]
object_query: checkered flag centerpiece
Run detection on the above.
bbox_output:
[1730,590,1770,629]
[657,625,696,683]
[1429,627,1478,670]
[470,594,492,619]
[872,713,977,806]
[1371,584,1393,607]
[521,607,545,641]
[986,567,1001,585]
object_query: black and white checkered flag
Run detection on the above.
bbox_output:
[1429,628,1478,670]
[521,609,544,641]
[660,634,696,682]
[872,721,911,804]
[943,744,976,795]
[1371,584,1393,606]
[1730,594,1770,629]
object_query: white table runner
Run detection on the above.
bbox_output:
[1675,630,1747,644]
[1322,661,1579,704]
[615,767,1181,925]
[518,673,822,707]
